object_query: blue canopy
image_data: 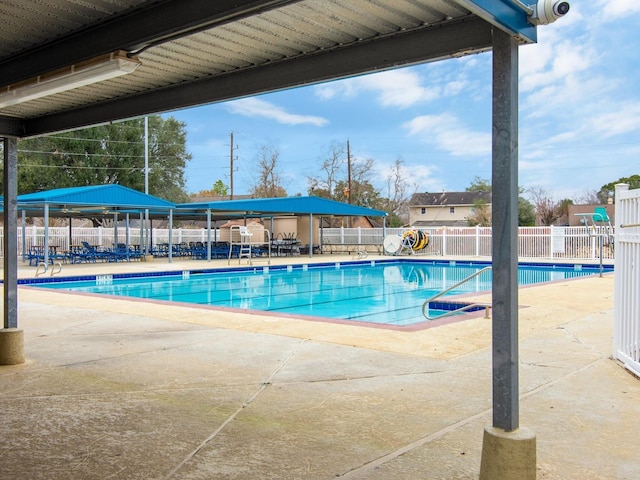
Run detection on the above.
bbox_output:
[177,196,387,218]
[18,184,175,213]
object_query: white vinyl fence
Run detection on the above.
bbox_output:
[321,225,614,261]
[0,224,615,262]
[3,226,215,260]
[614,184,640,377]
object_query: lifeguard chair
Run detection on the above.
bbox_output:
[588,206,614,248]
[575,207,614,272]
[228,225,253,265]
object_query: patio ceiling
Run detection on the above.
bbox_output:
[0,0,535,138]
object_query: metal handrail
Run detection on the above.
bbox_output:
[575,213,614,276]
[422,266,492,320]
[50,262,62,276]
[35,262,48,277]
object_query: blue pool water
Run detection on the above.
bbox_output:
[28,260,610,327]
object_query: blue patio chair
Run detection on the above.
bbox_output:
[114,243,137,262]
[81,241,111,262]
[27,246,46,266]
[49,246,68,264]
[67,245,85,264]
[211,242,228,259]
[191,241,206,259]
[153,243,169,257]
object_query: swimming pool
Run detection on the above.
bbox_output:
[27,260,611,327]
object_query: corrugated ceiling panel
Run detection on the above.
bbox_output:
[0,0,474,119]
[0,0,144,57]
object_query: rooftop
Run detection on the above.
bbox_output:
[410,191,492,206]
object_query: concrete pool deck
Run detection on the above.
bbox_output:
[1,255,638,479]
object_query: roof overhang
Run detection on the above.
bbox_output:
[0,0,537,139]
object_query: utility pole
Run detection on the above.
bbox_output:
[229,132,237,200]
[347,139,352,228]
[144,116,149,195]
[144,116,150,255]
[347,139,352,204]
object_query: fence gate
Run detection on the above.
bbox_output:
[614,184,640,377]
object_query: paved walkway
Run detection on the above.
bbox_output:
[1,256,638,479]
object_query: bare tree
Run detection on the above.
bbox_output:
[250,142,287,197]
[347,157,378,202]
[528,187,562,226]
[307,141,345,198]
[466,200,491,226]
[574,190,601,205]
[385,157,415,226]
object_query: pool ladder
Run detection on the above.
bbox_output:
[421,266,492,321]
[35,261,62,277]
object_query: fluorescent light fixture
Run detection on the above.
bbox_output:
[0,50,141,109]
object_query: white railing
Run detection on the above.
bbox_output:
[0,225,615,262]
[320,225,614,261]
[614,184,640,377]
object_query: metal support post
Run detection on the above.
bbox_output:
[206,209,212,261]
[3,137,18,329]
[491,28,520,432]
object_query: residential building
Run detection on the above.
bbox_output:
[567,204,614,227]
[408,191,491,227]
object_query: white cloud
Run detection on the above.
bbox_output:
[585,102,640,139]
[372,158,443,193]
[520,37,596,94]
[409,164,444,192]
[442,80,467,96]
[314,85,337,100]
[226,98,328,126]
[595,0,640,20]
[358,70,440,108]
[403,113,490,157]
[519,0,640,147]
[314,68,468,109]
[313,79,359,101]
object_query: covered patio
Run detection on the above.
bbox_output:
[176,196,388,261]
[16,184,175,266]
[15,189,388,265]
[1,1,575,477]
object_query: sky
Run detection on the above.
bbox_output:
[168,0,640,202]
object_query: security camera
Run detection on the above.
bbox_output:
[529,0,570,25]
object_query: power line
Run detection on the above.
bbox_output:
[229,132,238,199]
[18,149,143,160]
[31,135,181,148]
[17,149,184,161]
[18,163,141,171]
